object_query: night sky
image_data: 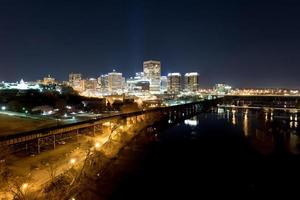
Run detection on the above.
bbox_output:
[0,0,300,88]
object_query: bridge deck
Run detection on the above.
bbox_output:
[0,102,202,146]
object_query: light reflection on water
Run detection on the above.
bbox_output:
[232,109,236,125]
[184,116,198,126]
[215,107,300,155]
[243,109,248,137]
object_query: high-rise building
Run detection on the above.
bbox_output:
[84,78,98,91]
[143,60,161,94]
[160,76,167,93]
[214,83,232,95]
[69,73,84,92]
[108,70,123,94]
[43,74,56,85]
[135,72,144,79]
[126,72,150,93]
[98,74,109,94]
[184,72,200,92]
[167,73,182,94]
[69,73,81,83]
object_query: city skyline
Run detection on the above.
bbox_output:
[1,1,300,198]
[1,0,300,88]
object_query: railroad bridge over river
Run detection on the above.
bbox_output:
[0,101,209,154]
[213,95,300,109]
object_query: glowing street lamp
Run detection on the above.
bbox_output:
[69,158,76,165]
[1,106,6,111]
[95,142,100,149]
[21,183,28,192]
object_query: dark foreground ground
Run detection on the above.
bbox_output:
[86,112,300,199]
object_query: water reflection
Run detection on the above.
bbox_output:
[243,110,248,137]
[265,112,268,122]
[184,116,198,127]
[217,108,224,114]
[226,110,230,122]
[270,111,273,121]
[232,109,236,125]
[216,108,300,155]
[290,121,293,128]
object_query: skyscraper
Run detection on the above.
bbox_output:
[108,70,123,94]
[84,78,98,91]
[69,73,84,92]
[143,60,161,94]
[126,72,150,94]
[160,76,168,93]
[98,74,109,94]
[167,73,182,94]
[184,72,200,92]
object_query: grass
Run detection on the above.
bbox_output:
[0,114,57,136]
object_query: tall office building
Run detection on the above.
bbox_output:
[69,73,84,92]
[69,73,81,83]
[184,72,200,92]
[160,76,167,93]
[98,74,109,94]
[84,78,98,91]
[167,73,182,94]
[126,72,150,93]
[143,60,161,94]
[108,70,123,94]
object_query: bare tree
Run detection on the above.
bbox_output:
[46,161,58,184]
[8,176,39,200]
[0,144,11,186]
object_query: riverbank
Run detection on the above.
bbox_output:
[0,111,163,199]
[78,110,300,199]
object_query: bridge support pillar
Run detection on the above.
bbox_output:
[76,129,79,141]
[53,135,56,149]
[37,138,40,154]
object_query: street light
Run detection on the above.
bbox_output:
[21,183,28,192]
[1,106,6,111]
[95,142,100,149]
[69,158,76,165]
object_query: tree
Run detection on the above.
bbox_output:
[0,145,11,186]
[45,160,58,184]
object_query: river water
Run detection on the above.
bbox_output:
[101,107,300,199]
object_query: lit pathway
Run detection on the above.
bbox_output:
[0,129,113,198]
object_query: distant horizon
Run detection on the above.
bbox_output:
[2,71,300,90]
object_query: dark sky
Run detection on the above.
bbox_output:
[0,0,300,88]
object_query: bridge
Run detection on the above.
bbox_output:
[0,101,207,154]
[212,95,300,109]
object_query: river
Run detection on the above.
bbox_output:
[92,107,300,199]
